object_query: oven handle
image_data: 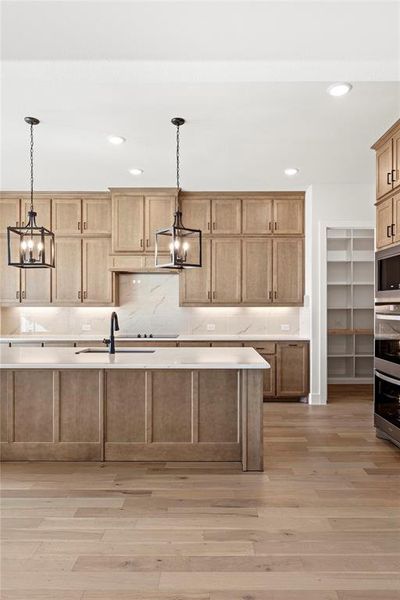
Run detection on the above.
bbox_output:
[375,370,400,386]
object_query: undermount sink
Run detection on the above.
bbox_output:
[75,348,156,354]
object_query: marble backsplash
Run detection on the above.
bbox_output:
[0,274,309,336]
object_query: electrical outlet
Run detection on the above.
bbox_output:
[207,323,216,331]
[82,323,92,331]
[280,324,290,331]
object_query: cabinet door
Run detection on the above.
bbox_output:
[273,238,303,304]
[276,343,309,397]
[394,193,400,245]
[0,237,20,303]
[22,196,51,229]
[145,195,175,251]
[82,197,111,234]
[112,194,145,252]
[52,238,82,304]
[392,130,400,192]
[82,238,112,304]
[212,238,241,303]
[180,239,211,304]
[52,197,82,234]
[242,238,272,304]
[376,139,393,199]
[376,197,393,249]
[181,197,211,233]
[21,269,51,304]
[211,198,241,234]
[242,197,273,234]
[262,354,276,397]
[0,197,20,230]
[273,198,304,235]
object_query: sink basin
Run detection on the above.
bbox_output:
[75,349,156,354]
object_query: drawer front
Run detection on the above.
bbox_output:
[244,342,276,354]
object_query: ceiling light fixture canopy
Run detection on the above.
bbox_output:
[155,117,202,270]
[7,117,55,269]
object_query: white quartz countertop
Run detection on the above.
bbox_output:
[0,346,269,370]
[0,333,309,343]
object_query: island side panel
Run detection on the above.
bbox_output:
[105,369,241,462]
[241,369,264,471]
[0,369,103,461]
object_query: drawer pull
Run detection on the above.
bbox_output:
[140,238,143,248]
[392,223,396,237]
[268,221,272,231]
[387,225,392,238]
[78,221,81,231]
[274,222,278,230]
[274,291,277,299]
[146,239,149,247]
[392,169,397,182]
[207,222,210,231]
[83,221,87,230]
[387,172,392,185]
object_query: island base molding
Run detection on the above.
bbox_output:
[0,368,264,471]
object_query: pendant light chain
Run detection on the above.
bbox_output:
[176,122,180,190]
[29,122,34,212]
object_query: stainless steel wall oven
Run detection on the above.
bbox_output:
[375,304,400,447]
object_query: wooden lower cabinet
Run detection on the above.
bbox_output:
[105,369,242,462]
[261,354,276,397]
[276,342,309,397]
[0,369,104,460]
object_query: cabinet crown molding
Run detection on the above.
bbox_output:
[371,118,400,150]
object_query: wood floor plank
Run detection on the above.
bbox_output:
[1,387,400,599]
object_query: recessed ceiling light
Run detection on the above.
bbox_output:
[284,167,299,177]
[107,135,126,145]
[327,82,353,97]
[129,168,144,176]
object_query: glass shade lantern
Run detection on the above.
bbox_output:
[7,116,55,269]
[155,209,202,269]
[7,210,55,268]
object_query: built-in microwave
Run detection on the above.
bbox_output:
[375,246,400,303]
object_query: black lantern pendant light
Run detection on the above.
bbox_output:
[155,118,202,269]
[7,117,55,269]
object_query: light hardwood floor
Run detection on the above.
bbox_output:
[1,386,400,600]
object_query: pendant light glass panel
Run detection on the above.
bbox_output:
[155,211,202,269]
[7,117,55,269]
[7,211,55,268]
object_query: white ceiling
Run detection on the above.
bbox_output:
[1,1,400,191]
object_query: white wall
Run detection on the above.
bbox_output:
[306,183,375,405]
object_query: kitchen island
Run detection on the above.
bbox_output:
[0,346,268,471]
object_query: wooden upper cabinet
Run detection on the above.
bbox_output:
[180,239,211,304]
[211,198,241,234]
[21,268,51,304]
[0,197,20,230]
[52,238,82,304]
[276,342,309,397]
[242,238,272,304]
[376,197,393,249]
[0,236,20,303]
[393,129,400,191]
[112,194,145,253]
[273,197,304,234]
[242,197,273,235]
[22,196,51,229]
[212,238,241,303]
[145,195,175,252]
[393,193,400,244]
[82,238,113,304]
[52,197,82,234]
[376,139,393,200]
[273,238,303,304]
[82,196,111,234]
[181,197,211,233]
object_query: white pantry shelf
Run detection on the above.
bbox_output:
[327,226,374,385]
